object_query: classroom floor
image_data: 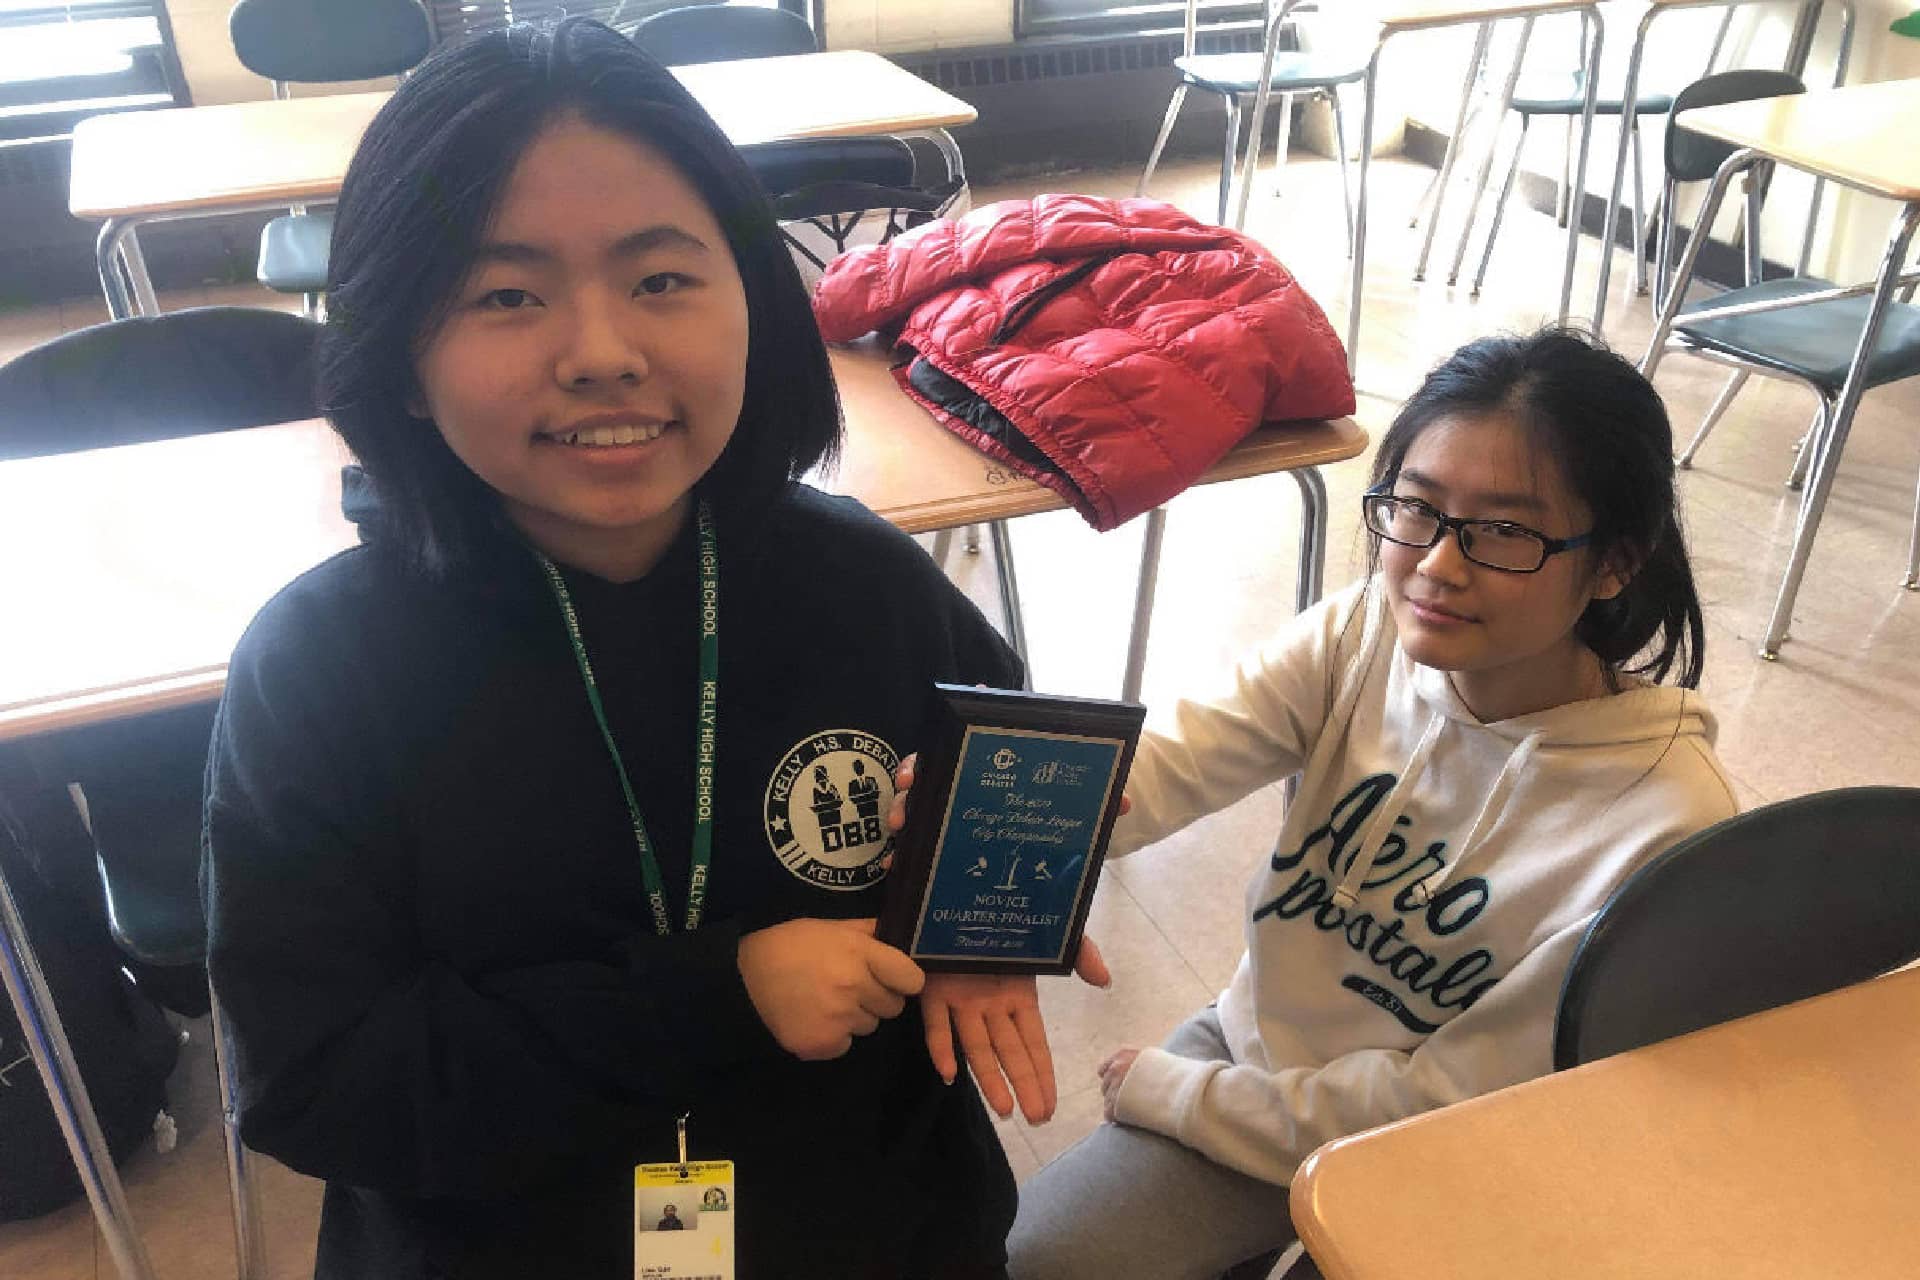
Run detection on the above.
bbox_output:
[3,145,1916,1279]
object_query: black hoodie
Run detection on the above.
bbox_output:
[203,476,1022,1278]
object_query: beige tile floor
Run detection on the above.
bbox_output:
[3,145,1916,1278]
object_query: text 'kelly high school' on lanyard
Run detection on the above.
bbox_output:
[535,500,719,936]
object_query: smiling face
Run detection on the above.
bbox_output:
[411,113,750,581]
[1379,410,1628,722]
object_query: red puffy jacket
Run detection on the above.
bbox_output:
[812,195,1355,530]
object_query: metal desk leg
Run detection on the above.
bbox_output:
[211,995,267,1280]
[1905,470,1920,590]
[95,220,160,320]
[909,128,970,218]
[1559,6,1603,321]
[95,219,135,321]
[1448,16,1535,287]
[1759,202,1920,658]
[120,230,159,317]
[1593,4,1658,330]
[1,863,159,1280]
[1291,467,1329,613]
[987,520,1031,682]
[1413,21,1494,282]
[1795,1,1856,276]
[1347,44,1387,377]
[1120,506,1168,704]
[1279,469,1330,813]
[916,127,968,191]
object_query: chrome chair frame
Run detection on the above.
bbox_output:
[1136,0,1362,242]
[1241,0,1605,376]
[1592,0,1855,330]
[1455,12,1680,298]
[1643,146,1920,657]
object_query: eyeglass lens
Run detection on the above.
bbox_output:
[1366,498,1546,572]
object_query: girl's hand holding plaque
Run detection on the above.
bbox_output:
[885,704,1128,1124]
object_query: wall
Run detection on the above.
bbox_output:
[822,0,1014,51]
[1814,0,1920,281]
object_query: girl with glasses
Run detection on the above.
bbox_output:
[998,327,1738,1278]
[202,19,1089,1279]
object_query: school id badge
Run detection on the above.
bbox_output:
[634,1160,734,1279]
[635,1119,735,1279]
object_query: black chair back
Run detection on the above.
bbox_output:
[229,0,431,84]
[0,307,319,461]
[1553,786,1920,1069]
[1666,70,1805,183]
[632,3,817,64]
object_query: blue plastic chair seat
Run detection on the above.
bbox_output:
[1677,277,1920,394]
[1512,71,1674,117]
[257,210,333,294]
[1174,50,1369,95]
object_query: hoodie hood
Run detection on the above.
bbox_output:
[338,464,759,619]
[337,463,548,616]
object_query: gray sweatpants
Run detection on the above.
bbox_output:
[1007,1007,1299,1280]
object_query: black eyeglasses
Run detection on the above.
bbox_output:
[1361,489,1592,573]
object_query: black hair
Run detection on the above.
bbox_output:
[1369,326,1705,688]
[318,17,840,575]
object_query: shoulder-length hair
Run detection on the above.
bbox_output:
[318,16,840,575]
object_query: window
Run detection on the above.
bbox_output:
[0,1,186,143]
[1016,0,1264,39]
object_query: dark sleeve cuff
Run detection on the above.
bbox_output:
[619,920,784,1068]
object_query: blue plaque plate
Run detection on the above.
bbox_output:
[879,686,1144,974]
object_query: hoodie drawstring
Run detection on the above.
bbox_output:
[1404,728,1546,907]
[1330,710,1444,909]
[1331,723,1548,911]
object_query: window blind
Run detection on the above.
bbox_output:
[0,2,162,27]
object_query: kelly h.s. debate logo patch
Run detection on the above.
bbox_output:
[764,729,899,890]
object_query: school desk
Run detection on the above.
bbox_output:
[0,343,1366,743]
[1289,965,1920,1279]
[1641,76,1920,658]
[67,49,978,320]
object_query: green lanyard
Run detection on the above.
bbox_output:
[534,500,719,936]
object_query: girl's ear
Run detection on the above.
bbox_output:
[1590,548,1637,602]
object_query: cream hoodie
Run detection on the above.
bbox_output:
[1109,581,1738,1185]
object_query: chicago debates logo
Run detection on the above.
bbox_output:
[764,729,900,890]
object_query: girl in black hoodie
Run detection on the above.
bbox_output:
[203,19,1095,1278]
